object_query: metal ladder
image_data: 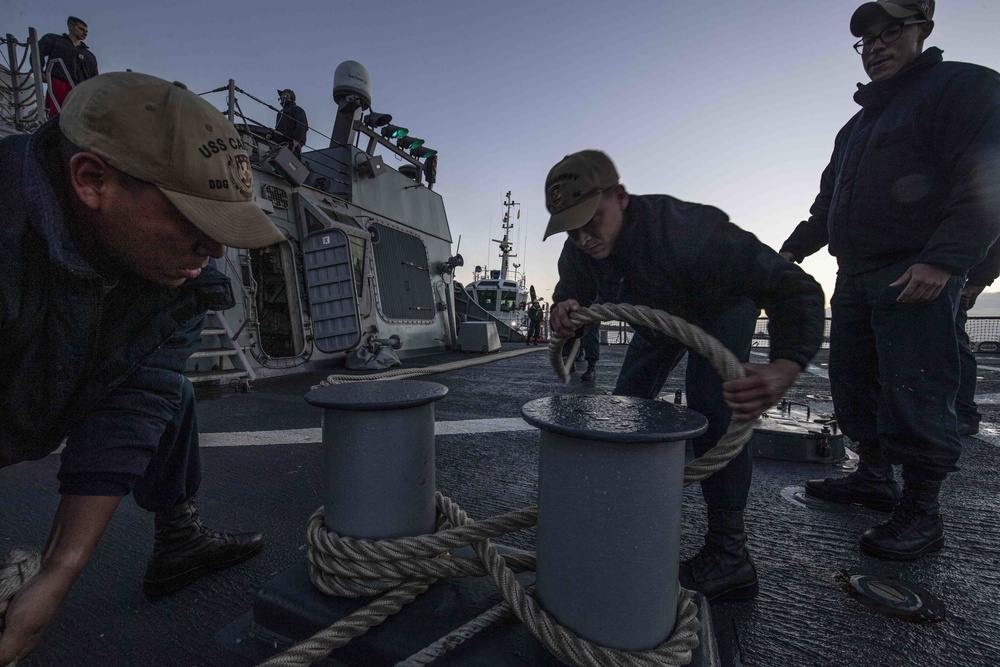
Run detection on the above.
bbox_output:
[185,310,256,390]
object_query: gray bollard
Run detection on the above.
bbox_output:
[305,380,448,539]
[521,394,708,652]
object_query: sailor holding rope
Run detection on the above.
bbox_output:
[544,150,825,603]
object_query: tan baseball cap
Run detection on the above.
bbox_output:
[542,150,619,241]
[60,71,285,249]
[851,1,935,37]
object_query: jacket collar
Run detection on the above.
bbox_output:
[22,118,99,277]
[853,47,943,109]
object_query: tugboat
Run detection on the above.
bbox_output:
[463,191,533,335]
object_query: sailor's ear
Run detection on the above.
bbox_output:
[68,152,112,211]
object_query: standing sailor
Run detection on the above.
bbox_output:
[780,1,1000,559]
[38,16,99,118]
[274,89,308,159]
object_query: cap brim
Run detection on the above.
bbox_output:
[159,187,286,249]
[542,191,602,241]
[851,3,920,36]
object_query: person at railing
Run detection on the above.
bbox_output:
[526,299,544,345]
[545,150,825,603]
[0,72,286,666]
[780,1,1000,561]
[38,16,99,118]
[273,88,308,159]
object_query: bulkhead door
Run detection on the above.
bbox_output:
[303,229,363,353]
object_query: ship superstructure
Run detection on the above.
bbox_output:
[463,191,531,334]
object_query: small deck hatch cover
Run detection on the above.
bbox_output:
[841,572,946,623]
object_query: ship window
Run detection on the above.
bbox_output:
[500,290,518,312]
[348,236,366,298]
[477,290,498,311]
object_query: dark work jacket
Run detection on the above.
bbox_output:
[552,194,825,369]
[0,121,234,486]
[781,48,1000,276]
[38,32,98,83]
[275,103,308,146]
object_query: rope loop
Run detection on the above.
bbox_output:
[0,547,42,640]
[548,303,754,485]
[259,492,701,667]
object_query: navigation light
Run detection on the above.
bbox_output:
[364,111,393,128]
[410,146,437,159]
[397,136,425,150]
[381,124,408,139]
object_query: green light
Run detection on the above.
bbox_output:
[381,124,408,139]
[411,146,437,158]
[397,136,425,150]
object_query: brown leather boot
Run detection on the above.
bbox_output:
[143,500,264,598]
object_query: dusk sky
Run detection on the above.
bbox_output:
[8,1,999,308]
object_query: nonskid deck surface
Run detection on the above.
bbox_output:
[2,345,999,666]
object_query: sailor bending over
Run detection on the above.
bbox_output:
[545,149,825,602]
[0,72,285,664]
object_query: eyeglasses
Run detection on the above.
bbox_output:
[853,19,927,55]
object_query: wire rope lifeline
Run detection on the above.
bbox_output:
[258,492,701,667]
[548,303,754,486]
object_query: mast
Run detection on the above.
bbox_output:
[493,191,519,281]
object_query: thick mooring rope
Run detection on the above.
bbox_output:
[0,547,42,655]
[548,304,754,486]
[314,345,546,389]
[259,493,700,667]
[260,305,754,666]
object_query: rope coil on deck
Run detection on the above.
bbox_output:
[548,304,754,485]
[259,493,700,667]
[0,547,42,650]
[313,345,546,389]
[260,304,753,666]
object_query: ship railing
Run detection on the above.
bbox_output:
[1,28,46,133]
[603,316,1000,350]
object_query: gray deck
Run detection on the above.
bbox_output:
[2,344,999,666]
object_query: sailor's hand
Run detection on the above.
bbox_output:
[779,251,796,262]
[0,566,74,666]
[723,358,802,422]
[962,283,987,309]
[891,263,952,303]
[550,300,581,338]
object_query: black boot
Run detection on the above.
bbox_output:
[860,480,944,560]
[581,362,597,382]
[679,510,758,602]
[805,446,900,511]
[143,500,265,598]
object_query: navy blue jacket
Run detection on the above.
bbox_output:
[552,194,825,369]
[275,103,308,146]
[0,122,234,491]
[781,49,1000,276]
[38,32,98,83]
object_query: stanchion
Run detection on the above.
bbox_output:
[522,394,708,651]
[304,380,448,539]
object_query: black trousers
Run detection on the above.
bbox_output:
[829,260,963,483]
